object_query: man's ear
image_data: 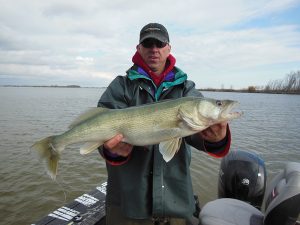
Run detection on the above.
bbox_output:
[136,44,141,52]
[168,44,171,53]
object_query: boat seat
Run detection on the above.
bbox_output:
[199,162,300,225]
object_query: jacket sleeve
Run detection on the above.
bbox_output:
[97,76,131,109]
[97,76,132,165]
[99,146,131,166]
[183,80,231,158]
[185,125,231,158]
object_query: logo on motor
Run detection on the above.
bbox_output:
[241,178,250,185]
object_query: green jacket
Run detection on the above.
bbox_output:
[98,66,229,219]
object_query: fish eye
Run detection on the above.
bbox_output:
[216,100,222,106]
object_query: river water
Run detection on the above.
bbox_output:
[0,87,299,225]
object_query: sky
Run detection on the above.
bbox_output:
[0,0,300,89]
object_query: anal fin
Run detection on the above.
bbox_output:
[80,141,103,155]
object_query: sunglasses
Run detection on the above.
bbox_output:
[141,39,168,48]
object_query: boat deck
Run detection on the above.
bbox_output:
[34,182,107,225]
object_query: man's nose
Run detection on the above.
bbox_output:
[149,45,159,50]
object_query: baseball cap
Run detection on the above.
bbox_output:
[139,23,169,44]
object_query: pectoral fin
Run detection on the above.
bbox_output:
[159,138,182,162]
[178,107,206,130]
[80,141,103,155]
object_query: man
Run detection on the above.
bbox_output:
[98,23,230,225]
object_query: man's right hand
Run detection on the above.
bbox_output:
[103,134,133,157]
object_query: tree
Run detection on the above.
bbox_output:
[248,86,256,92]
[264,70,300,94]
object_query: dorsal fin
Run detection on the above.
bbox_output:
[69,107,110,129]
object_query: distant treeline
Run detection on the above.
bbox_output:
[2,71,300,95]
[263,70,300,94]
[2,85,81,88]
[200,70,300,95]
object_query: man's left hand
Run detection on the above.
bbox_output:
[199,122,228,143]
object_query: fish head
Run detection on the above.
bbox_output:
[196,98,242,123]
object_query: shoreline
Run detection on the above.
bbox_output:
[1,85,299,94]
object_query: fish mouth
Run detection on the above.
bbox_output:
[221,101,243,120]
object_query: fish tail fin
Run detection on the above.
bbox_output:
[31,136,63,180]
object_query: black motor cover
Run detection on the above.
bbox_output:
[218,150,267,209]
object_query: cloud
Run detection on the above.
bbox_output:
[43,2,86,18]
[0,0,299,88]
[173,24,300,88]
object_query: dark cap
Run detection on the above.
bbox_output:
[139,23,169,44]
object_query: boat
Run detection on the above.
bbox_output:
[199,150,300,225]
[33,182,107,225]
[33,150,300,225]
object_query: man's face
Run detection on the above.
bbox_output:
[137,38,171,74]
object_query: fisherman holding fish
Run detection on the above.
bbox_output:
[98,23,233,225]
[32,22,241,224]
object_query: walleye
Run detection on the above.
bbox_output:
[31,96,242,179]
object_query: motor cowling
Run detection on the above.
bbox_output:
[218,150,267,210]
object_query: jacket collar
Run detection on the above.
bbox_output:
[127,64,188,101]
[132,51,176,87]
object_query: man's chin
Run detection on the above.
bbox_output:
[147,60,160,67]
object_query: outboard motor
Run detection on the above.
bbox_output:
[199,161,300,225]
[218,150,267,209]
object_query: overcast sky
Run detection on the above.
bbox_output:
[0,0,299,89]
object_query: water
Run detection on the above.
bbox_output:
[0,87,299,225]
